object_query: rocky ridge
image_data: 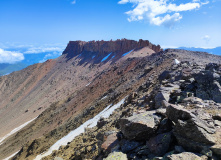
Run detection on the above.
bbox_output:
[11,49,221,160]
[1,40,221,160]
[0,39,159,159]
[63,39,162,60]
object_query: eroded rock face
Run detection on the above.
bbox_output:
[119,111,162,140]
[62,39,162,58]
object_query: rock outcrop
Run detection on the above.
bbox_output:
[119,111,162,140]
[62,39,162,58]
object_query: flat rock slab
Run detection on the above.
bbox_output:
[120,111,162,140]
[167,152,203,160]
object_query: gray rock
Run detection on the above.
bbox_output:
[54,157,64,160]
[211,145,221,158]
[167,152,203,160]
[166,104,195,123]
[194,71,221,103]
[157,118,173,134]
[155,84,180,108]
[147,132,172,156]
[120,111,162,140]
[120,139,142,153]
[104,152,128,160]
[173,133,212,153]
[175,145,185,153]
[214,120,221,126]
[174,118,216,144]
[134,145,150,156]
[155,92,170,109]
[166,104,216,152]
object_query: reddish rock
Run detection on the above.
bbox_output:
[101,133,119,153]
[62,39,162,58]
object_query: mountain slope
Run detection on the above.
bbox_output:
[178,46,221,55]
[1,41,221,159]
[0,39,160,159]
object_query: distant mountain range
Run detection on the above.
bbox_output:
[0,63,28,76]
[177,46,221,55]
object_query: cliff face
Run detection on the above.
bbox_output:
[62,39,162,58]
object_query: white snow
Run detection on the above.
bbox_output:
[0,117,37,145]
[122,49,133,56]
[34,97,126,160]
[101,52,112,62]
[174,59,180,64]
[101,95,107,100]
[3,151,19,160]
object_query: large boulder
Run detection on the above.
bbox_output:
[119,111,162,140]
[104,152,128,160]
[194,70,221,103]
[155,84,180,108]
[166,104,216,152]
[166,104,195,123]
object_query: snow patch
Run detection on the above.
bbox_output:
[101,52,112,62]
[3,151,19,160]
[34,97,126,160]
[122,49,133,57]
[174,59,180,64]
[0,117,37,145]
[101,95,107,100]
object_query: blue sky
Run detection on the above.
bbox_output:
[0,0,221,63]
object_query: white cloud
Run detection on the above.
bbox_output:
[0,48,24,64]
[39,52,62,63]
[202,35,211,43]
[24,47,63,54]
[118,0,207,27]
[71,0,76,4]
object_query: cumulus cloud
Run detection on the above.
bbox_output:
[118,0,208,27]
[0,48,24,64]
